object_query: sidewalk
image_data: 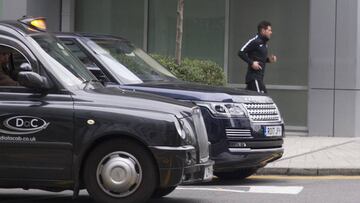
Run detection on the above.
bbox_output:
[257,136,360,176]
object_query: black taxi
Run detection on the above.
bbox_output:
[0,17,213,203]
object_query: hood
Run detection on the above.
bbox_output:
[72,86,195,118]
[116,81,264,103]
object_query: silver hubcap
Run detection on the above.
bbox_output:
[96,151,142,198]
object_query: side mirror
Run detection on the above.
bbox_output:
[17,71,52,90]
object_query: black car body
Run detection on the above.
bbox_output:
[0,18,213,203]
[56,33,284,179]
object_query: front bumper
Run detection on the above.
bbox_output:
[149,145,214,188]
[211,133,284,172]
[199,106,285,172]
[213,147,283,172]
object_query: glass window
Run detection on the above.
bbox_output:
[31,34,95,82]
[85,37,177,84]
[148,0,225,66]
[60,38,99,68]
[0,45,28,87]
[228,0,309,129]
[228,0,309,86]
[59,38,111,83]
[268,90,308,127]
[75,0,145,47]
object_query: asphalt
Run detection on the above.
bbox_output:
[257,136,360,176]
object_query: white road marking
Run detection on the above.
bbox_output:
[246,186,303,194]
[177,186,303,195]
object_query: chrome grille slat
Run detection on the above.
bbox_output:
[243,103,281,122]
[225,129,252,139]
[227,133,251,135]
[227,136,252,138]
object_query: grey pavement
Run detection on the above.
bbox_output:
[257,136,360,176]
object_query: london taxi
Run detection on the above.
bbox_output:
[56,33,285,179]
[0,17,213,203]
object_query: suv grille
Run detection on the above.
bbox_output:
[226,129,252,139]
[243,103,281,122]
[192,108,210,163]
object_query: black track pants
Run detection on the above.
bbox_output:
[246,79,267,94]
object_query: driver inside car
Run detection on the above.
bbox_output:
[0,50,18,86]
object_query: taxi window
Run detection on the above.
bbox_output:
[60,38,99,68]
[31,34,96,83]
[0,45,30,87]
[60,38,111,83]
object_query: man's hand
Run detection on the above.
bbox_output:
[269,54,277,63]
[251,61,262,70]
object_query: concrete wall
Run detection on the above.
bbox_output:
[61,0,75,32]
[308,0,336,136]
[27,0,61,32]
[1,0,74,32]
[309,0,360,137]
[2,0,27,20]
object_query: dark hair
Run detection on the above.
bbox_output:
[257,21,271,33]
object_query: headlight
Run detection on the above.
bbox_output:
[173,116,196,145]
[196,102,247,118]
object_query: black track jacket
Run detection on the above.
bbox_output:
[238,34,270,83]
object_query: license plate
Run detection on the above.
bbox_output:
[264,126,282,137]
[203,165,213,181]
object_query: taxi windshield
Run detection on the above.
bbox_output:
[31,34,96,82]
[86,38,178,84]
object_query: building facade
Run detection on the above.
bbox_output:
[0,0,359,137]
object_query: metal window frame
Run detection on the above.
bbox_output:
[224,0,230,83]
[143,0,149,52]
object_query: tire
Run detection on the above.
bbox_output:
[152,186,177,198]
[83,139,157,203]
[215,168,258,180]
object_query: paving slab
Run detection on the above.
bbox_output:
[257,136,360,175]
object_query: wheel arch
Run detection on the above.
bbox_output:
[73,133,160,196]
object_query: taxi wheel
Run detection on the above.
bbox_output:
[151,186,177,198]
[215,168,258,180]
[83,139,157,203]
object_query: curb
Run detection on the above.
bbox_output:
[257,167,360,176]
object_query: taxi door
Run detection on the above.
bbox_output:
[0,36,74,181]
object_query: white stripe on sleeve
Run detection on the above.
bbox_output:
[240,35,258,51]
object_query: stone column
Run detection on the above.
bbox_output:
[333,0,360,137]
[61,0,75,32]
[309,0,360,137]
[308,0,336,137]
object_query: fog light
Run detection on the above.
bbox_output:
[228,142,248,148]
